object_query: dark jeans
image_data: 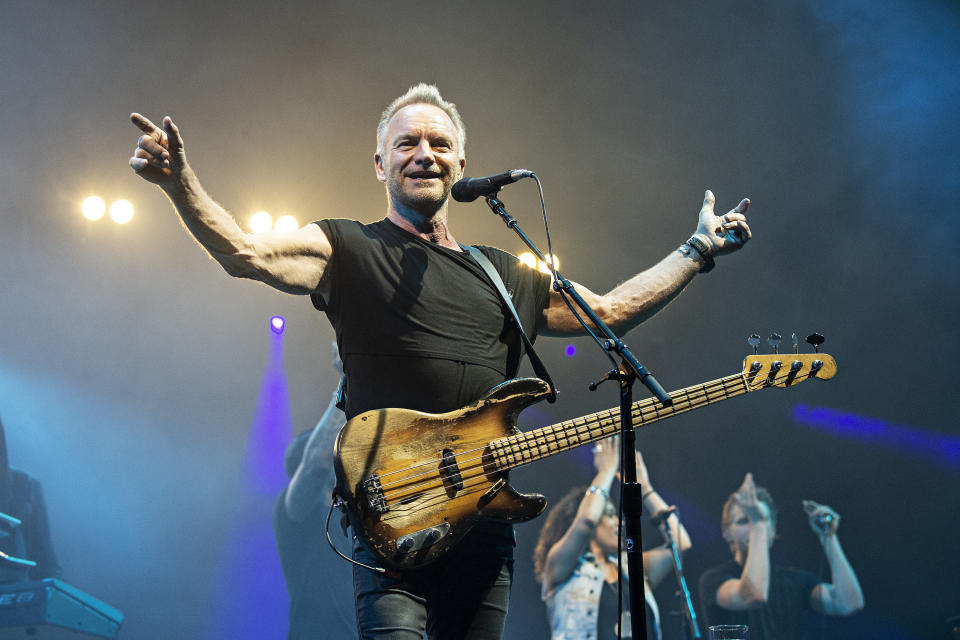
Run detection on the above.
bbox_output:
[352,533,514,640]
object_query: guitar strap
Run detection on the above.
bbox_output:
[462,245,558,403]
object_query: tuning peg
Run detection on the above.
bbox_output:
[791,333,800,354]
[767,333,782,354]
[747,334,760,353]
[806,333,825,353]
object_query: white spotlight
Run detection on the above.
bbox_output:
[518,252,559,274]
[81,196,106,221]
[109,199,134,224]
[538,254,559,275]
[250,211,273,233]
[274,214,299,232]
[518,252,537,269]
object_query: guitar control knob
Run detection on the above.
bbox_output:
[397,537,414,552]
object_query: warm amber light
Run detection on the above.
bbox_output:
[109,199,134,224]
[249,211,273,233]
[81,196,106,221]
[274,214,299,232]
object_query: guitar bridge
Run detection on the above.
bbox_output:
[361,474,389,515]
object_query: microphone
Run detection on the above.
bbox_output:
[451,169,533,202]
[814,513,834,532]
[650,506,678,525]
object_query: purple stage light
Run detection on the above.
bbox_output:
[270,315,285,335]
[793,404,960,471]
[565,344,576,357]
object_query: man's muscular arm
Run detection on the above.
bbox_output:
[129,114,331,295]
[539,190,751,336]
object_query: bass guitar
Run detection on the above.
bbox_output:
[333,352,836,570]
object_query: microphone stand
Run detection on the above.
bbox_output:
[658,515,701,639]
[484,194,673,640]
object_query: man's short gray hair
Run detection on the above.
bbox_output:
[376,83,466,160]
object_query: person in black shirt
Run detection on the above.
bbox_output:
[129,83,753,639]
[698,473,864,640]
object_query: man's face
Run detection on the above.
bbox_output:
[724,502,776,556]
[375,103,465,213]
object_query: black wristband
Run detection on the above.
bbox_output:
[685,235,715,273]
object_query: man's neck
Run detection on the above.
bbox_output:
[386,202,460,250]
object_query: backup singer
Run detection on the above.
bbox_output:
[129,83,752,639]
[534,439,690,640]
[698,473,864,639]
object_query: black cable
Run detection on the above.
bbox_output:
[324,497,387,575]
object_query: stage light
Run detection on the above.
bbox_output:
[274,215,298,232]
[518,252,537,269]
[793,404,960,470]
[109,199,134,224]
[519,252,559,275]
[270,315,285,335]
[250,211,273,233]
[81,196,106,221]
[539,254,559,275]
[565,345,576,357]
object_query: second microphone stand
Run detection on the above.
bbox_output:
[484,194,674,640]
[659,513,701,639]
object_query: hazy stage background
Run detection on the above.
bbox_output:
[1,1,957,638]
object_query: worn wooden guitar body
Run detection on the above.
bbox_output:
[334,378,552,571]
[334,352,837,570]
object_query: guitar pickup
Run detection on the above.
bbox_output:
[439,449,464,494]
[361,473,389,515]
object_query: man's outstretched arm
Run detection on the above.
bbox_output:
[129,113,331,295]
[539,190,751,336]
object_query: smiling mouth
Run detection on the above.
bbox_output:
[406,172,442,180]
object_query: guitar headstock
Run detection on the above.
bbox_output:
[741,353,837,390]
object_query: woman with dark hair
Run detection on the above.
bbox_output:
[0,416,61,583]
[534,438,690,639]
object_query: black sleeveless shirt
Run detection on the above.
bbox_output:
[312,218,551,419]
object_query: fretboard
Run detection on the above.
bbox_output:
[487,372,749,471]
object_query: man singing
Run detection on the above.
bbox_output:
[129,83,751,639]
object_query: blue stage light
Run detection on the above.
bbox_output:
[270,316,285,335]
